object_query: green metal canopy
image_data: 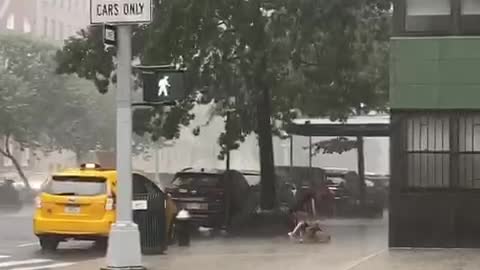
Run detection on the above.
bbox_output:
[286,115,390,137]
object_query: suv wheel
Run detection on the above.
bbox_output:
[168,221,176,244]
[39,237,59,252]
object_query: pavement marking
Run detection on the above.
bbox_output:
[16,242,38,248]
[0,259,52,268]
[342,248,387,270]
[11,262,76,270]
[0,255,10,259]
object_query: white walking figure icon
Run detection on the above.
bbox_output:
[158,76,171,97]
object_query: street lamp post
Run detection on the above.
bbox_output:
[305,120,312,168]
[225,97,236,172]
[225,110,231,172]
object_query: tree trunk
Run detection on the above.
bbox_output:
[257,86,276,210]
[10,154,31,191]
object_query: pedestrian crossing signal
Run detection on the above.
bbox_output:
[140,67,186,104]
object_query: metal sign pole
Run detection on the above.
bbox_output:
[105,24,143,270]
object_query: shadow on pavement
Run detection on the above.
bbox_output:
[33,242,106,262]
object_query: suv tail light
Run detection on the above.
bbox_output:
[105,196,116,211]
[35,196,42,209]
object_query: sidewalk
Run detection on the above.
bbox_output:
[351,248,480,270]
[62,247,480,270]
[58,216,480,270]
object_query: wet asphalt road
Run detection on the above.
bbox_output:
[0,206,105,269]
[0,206,390,270]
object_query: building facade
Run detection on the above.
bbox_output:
[0,0,90,43]
[35,0,90,43]
[390,0,480,248]
[0,0,91,172]
[0,0,36,34]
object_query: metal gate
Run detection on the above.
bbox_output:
[390,111,480,248]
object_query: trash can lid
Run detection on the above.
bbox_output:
[176,209,191,220]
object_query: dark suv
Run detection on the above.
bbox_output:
[325,168,385,217]
[166,168,250,229]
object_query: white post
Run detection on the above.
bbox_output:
[105,25,143,270]
[154,140,160,183]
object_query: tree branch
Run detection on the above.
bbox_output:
[5,134,10,155]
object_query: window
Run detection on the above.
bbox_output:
[20,148,30,167]
[401,112,480,190]
[405,115,450,188]
[50,19,56,39]
[67,25,72,37]
[59,22,64,40]
[44,176,107,196]
[43,17,48,37]
[23,18,31,33]
[3,138,14,167]
[395,0,480,35]
[407,0,451,15]
[458,115,480,188]
[405,0,451,32]
[6,14,14,30]
[461,0,480,33]
[172,173,221,188]
[462,0,480,14]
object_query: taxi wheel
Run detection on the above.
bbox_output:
[94,238,108,251]
[39,237,59,252]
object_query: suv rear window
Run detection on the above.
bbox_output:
[172,174,221,187]
[326,177,346,185]
[44,176,107,196]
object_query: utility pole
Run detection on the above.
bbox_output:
[105,25,143,270]
[91,1,151,268]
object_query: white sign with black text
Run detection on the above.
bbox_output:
[90,0,152,24]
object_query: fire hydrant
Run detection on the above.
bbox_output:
[176,209,191,247]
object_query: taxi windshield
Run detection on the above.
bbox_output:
[43,176,107,196]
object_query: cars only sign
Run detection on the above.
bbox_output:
[90,0,152,24]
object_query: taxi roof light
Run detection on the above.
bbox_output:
[81,163,101,169]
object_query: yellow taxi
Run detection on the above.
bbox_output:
[34,163,177,251]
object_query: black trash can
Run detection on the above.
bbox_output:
[176,209,191,247]
[132,174,168,254]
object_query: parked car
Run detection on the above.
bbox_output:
[166,168,250,230]
[325,168,385,217]
[240,169,297,212]
[365,173,389,209]
[0,179,21,211]
[275,166,336,217]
